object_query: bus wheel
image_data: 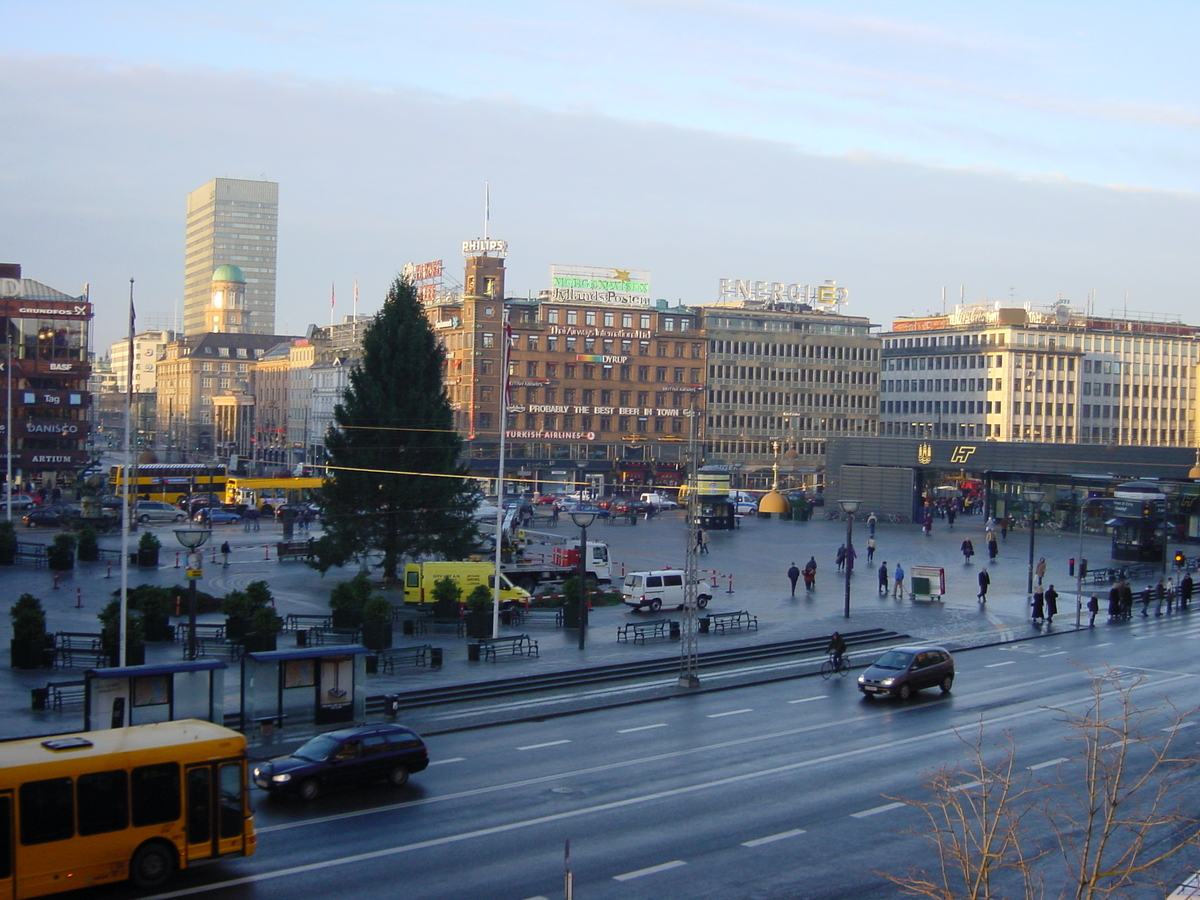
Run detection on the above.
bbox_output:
[130,840,177,889]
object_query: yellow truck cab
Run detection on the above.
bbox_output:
[403,561,532,609]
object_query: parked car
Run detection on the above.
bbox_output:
[622,569,713,611]
[639,492,679,510]
[734,500,758,516]
[134,500,187,524]
[857,645,955,701]
[22,505,79,528]
[6,493,40,510]
[177,493,223,517]
[194,508,242,525]
[252,722,429,800]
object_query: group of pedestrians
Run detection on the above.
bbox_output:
[786,558,819,595]
[1104,573,1194,621]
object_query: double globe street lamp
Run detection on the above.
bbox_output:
[569,507,598,650]
[838,499,861,618]
[174,527,212,661]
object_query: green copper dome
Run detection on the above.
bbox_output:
[212,264,245,283]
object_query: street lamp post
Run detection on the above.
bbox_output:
[174,527,212,660]
[1025,489,1046,596]
[569,508,597,650]
[1160,482,1177,581]
[838,499,861,618]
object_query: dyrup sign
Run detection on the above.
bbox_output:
[549,265,650,306]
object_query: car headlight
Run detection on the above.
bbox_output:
[271,773,291,783]
[880,677,895,686]
[856,675,866,684]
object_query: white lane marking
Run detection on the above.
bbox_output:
[1093,642,1113,647]
[613,860,686,881]
[517,740,571,751]
[1101,739,1128,751]
[985,661,1016,668]
[707,708,753,718]
[1027,758,1068,771]
[787,696,828,704]
[948,780,982,793]
[519,896,549,900]
[1167,871,1200,899]
[427,757,466,766]
[618,723,667,734]
[742,828,806,847]
[1040,651,1068,658]
[852,802,904,818]
[1164,722,1197,733]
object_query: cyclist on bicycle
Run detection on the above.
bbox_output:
[827,631,846,670]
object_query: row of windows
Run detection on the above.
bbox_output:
[884,400,992,416]
[482,413,688,435]
[1081,404,1185,421]
[710,392,875,411]
[884,354,994,371]
[1082,382,1186,399]
[1079,427,1186,444]
[883,378,989,393]
[542,308,691,331]
[1012,379,1075,394]
[506,388,690,408]
[883,422,996,438]
[709,364,876,386]
[883,333,1004,350]
[710,341,878,361]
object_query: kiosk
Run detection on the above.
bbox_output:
[84,659,227,731]
[240,645,369,731]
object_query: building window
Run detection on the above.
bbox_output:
[482,333,495,348]
[622,313,633,327]
[585,310,596,326]
[546,363,557,378]
[547,308,559,324]
[527,361,539,377]
[567,310,578,325]
[604,312,614,327]
[527,335,539,351]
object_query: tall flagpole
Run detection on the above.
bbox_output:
[119,278,135,667]
[492,307,510,639]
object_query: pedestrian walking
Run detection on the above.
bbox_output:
[1032,588,1045,623]
[987,536,998,562]
[1119,580,1134,618]
[1140,584,1154,616]
[867,511,877,536]
[845,543,857,575]
[1035,557,1046,586]
[803,556,817,592]
[878,562,889,595]
[1044,584,1058,623]
[787,562,800,597]
[1001,517,1009,541]
[1087,594,1099,627]
[866,535,876,564]
[696,528,709,554]
[1108,582,1122,621]
[893,563,905,599]
[220,541,231,567]
[1155,578,1166,616]
[835,544,846,572]
[977,567,990,602]
[1166,578,1176,613]
[923,514,932,536]
[961,539,975,564]
[243,512,251,532]
[947,507,956,528]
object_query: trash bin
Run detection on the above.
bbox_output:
[385,694,401,717]
[429,647,443,669]
[365,655,378,674]
[31,687,47,711]
[467,642,481,662]
[670,621,681,639]
[296,629,309,647]
[500,609,513,627]
[698,616,710,634]
[402,619,415,636]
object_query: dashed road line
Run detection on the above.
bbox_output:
[1040,651,1067,658]
[985,661,1016,668]
[517,740,571,751]
[851,802,904,819]
[614,860,686,881]
[742,828,806,847]
[1027,758,1068,771]
[787,696,828,704]
[428,757,466,766]
[618,723,668,734]
[707,708,753,718]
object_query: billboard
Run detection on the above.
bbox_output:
[549,265,650,306]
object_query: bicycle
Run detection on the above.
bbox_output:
[819,653,852,679]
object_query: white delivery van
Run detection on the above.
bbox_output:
[639,492,679,509]
[622,569,713,612]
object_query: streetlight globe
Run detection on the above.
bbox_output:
[1024,489,1046,504]
[174,528,212,551]
[838,499,862,515]
[569,509,598,530]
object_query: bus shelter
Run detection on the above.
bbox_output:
[84,659,228,731]
[240,645,368,732]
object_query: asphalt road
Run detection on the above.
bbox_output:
[91,609,1200,900]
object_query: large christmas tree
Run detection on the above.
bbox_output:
[314,277,478,583]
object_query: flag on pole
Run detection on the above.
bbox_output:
[502,319,514,408]
[331,282,336,309]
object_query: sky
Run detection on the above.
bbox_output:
[2,1,1198,351]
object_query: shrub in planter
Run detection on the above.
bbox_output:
[430,576,462,619]
[329,572,373,628]
[0,520,17,565]
[136,530,161,567]
[560,575,597,627]
[47,533,76,571]
[222,589,259,640]
[361,596,395,650]
[117,585,175,641]
[464,584,493,639]
[241,606,283,653]
[99,599,145,667]
[10,593,49,669]
[76,525,100,562]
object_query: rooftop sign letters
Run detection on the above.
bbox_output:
[717,278,848,309]
[549,265,651,306]
[462,239,508,257]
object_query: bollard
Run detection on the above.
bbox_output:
[105,562,111,579]
[727,574,735,594]
[175,550,181,568]
[211,546,218,564]
[52,573,58,590]
[264,544,270,560]
[76,588,82,609]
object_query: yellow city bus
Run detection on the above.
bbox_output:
[0,719,255,897]
[224,476,323,507]
[107,464,228,506]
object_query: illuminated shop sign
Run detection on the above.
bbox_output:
[549,265,650,306]
[717,278,847,308]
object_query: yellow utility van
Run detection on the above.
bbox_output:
[402,561,532,609]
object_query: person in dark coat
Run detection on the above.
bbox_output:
[987,534,998,562]
[961,539,975,564]
[835,545,846,572]
[1108,583,1122,620]
[977,567,990,602]
[1032,589,1045,623]
[1044,584,1058,623]
[1119,580,1134,618]
[803,557,817,592]
[1155,579,1166,616]
[1181,572,1194,610]
[1140,584,1154,617]
[787,563,800,597]
[878,562,889,595]
[1087,595,1099,627]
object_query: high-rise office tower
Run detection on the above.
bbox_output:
[184,178,278,335]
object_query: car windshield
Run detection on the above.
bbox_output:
[873,650,915,670]
[292,734,341,762]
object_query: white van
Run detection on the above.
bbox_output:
[622,569,713,612]
[639,492,679,509]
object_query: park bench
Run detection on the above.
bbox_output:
[311,626,361,646]
[510,607,564,628]
[174,622,226,642]
[189,637,242,662]
[284,614,333,632]
[376,645,440,673]
[616,619,678,644]
[700,610,758,634]
[473,634,538,661]
[15,542,46,568]
[46,680,85,710]
[53,632,107,669]
[426,618,467,637]
[276,540,316,562]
